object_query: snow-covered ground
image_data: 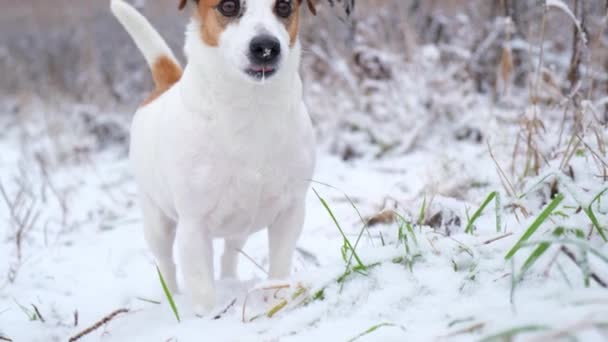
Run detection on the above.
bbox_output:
[1,97,607,341]
[1,1,608,339]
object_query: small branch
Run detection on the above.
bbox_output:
[237,249,268,276]
[0,336,13,342]
[213,298,237,320]
[68,308,130,342]
[560,246,607,288]
[481,232,514,245]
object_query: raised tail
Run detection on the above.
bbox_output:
[111,0,182,104]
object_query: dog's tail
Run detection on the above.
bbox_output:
[111,0,182,100]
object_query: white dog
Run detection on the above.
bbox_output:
[111,0,316,314]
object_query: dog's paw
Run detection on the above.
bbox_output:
[191,291,216,317]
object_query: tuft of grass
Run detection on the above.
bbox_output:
[394,213,421,271]
[346,322,404,342]
[478,325,549,342]
[156,266,180,323]
[465,191,499,234]
[312,187,387,294]
[505,193,565,260]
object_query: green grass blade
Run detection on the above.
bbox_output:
[156,266,180,323]
[478,325,549,342]
[347,323,402,342]
[584,207,607,242]
[519,238,608,265]
[495,192,502,232]
[465,192,497,234]
[312,188,365,268]
[417,195,426,225]
[505,193,564,260]
[519,227,565,276]
[590,188,608,209]
[520,242,551,275]
[586,187,608,241]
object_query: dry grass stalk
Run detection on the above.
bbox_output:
[561,246,607,288]
[68,308,130,342]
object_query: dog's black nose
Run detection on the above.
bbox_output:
[249,35,281,64]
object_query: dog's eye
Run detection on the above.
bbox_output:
[218,0,240,17]
[275,0,292,18]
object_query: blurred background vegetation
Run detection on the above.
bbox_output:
[1,0,607,166]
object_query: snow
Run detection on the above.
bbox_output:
[1,114,607,341]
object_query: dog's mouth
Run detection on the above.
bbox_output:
[245,65,277,80]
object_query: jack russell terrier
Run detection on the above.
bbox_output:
[111,0,317,314]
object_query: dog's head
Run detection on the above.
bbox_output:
[181,0,316,83]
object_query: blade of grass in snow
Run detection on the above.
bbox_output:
[312,188,365,269]
[505,193,564,260]
[519,227,565,277]
[520,242,551,276]
[495,192,502,232]
[136,297,161,305]
[590,188,608,212]
[518,173,556,199]
[579,247,591,287]
[465,192,497,234]
[346,323,403,342]
[156,266,180,323]
[309,180,373,244]
[585,188,608,241]
[417,195,426,225]
[478,325,549,342]
[519,238,608,264]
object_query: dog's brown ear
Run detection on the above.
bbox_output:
[299,0,317,16]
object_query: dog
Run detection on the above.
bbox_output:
[111,0,316,314]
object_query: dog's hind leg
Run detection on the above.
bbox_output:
[221,236,247,279]
[267,201,306,279]
[141,195,178,293]
[176,219,216,314]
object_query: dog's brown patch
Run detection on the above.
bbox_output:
[142,55,183,106]
[283,1,301,46]
[197,0,232,47]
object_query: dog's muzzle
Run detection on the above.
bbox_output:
[246,35,281,79]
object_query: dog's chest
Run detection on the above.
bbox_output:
[175,107,310,236]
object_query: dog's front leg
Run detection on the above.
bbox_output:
[176,219,216,314]
[267,201,306,279]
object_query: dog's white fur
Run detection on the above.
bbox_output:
[111,0,315,313]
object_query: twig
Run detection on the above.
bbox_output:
[68,308,130,342]
[213,298,237,320]
[442,322,486,338]
[73,310,79,327]
[481,232,514,245]
[0,336,13,342]
[236,249,268,276]
[560,246,607,287]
